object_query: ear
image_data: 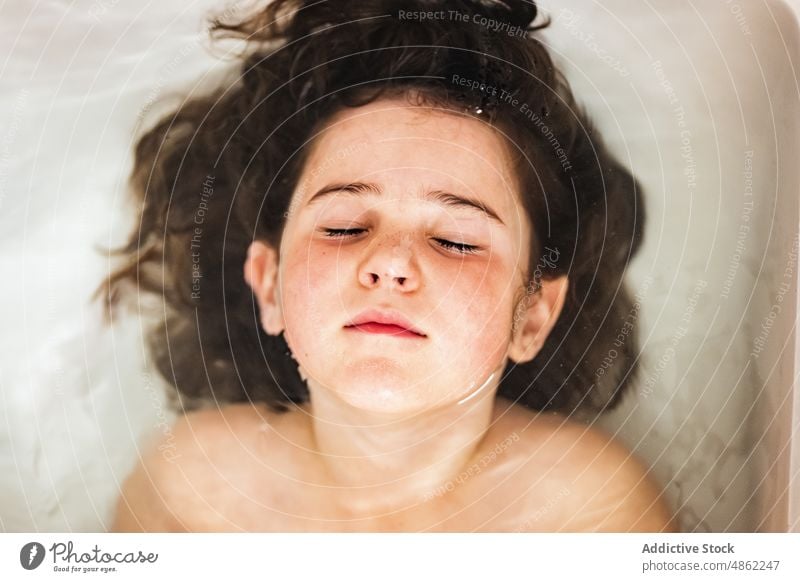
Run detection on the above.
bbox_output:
[243,240,284,336]
[507,275,569,364]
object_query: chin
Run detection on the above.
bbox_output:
[340,391,425,416]
[331,368,434,416]
[336,376,430,415]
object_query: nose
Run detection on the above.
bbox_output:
[358,233,420,292]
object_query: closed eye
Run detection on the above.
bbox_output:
[321,228,480,255]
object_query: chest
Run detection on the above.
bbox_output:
[184,461,570,532]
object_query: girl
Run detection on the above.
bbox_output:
[104,0,675,531]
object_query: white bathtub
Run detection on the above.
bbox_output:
[0,0,798,531]
[538,0,800,531]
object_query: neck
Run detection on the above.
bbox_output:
[301,369,504,515]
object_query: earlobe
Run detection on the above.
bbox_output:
[507,275,568,364]
[243,241,284,336]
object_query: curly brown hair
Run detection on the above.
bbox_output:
[98,0,646,417]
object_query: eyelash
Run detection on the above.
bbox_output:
[321,228,480,255]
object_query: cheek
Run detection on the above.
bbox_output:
[439,260,520,356]
[279,244,340,353]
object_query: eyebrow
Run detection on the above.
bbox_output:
[305,181,506,226]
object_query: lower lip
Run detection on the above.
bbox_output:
[346,323,425,338]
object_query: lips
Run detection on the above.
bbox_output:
[345,309,427,338]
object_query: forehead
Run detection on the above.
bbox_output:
[300,99,522,214]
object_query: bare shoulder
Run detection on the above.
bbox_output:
[111,403,284,532]
[499,404,677,532]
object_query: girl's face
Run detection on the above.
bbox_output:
[265,98,545,414]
